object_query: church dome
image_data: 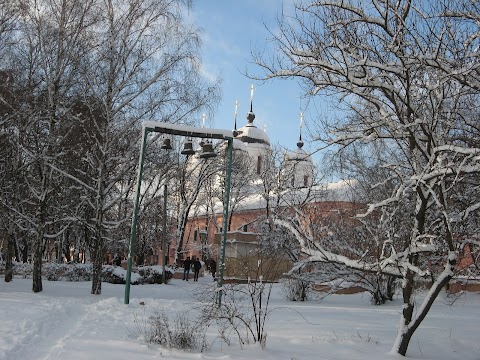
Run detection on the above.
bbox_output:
[282,129,314,188]
[285,138,311,162]
[235,110,270,146]
[236,122,270,146]
[285,147,311,162]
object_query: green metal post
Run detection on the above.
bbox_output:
[124,127,149,304]
[217,137,233,306]
[161,182,167,284]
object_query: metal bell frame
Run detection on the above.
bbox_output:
[125,122,234,308]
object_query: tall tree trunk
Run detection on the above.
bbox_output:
[392,255,456,356]
[32,193,49,292]
[4,231,14,282]
[91,205,104,294]
[91,235,103,295]
[32,225,44,292]
[392,189,426,355]
[21,241,28,263]
[91,156,106,294]
[175,202,187,265]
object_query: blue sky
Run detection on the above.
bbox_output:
[190,1,319,156]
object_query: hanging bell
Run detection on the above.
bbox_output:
[181,139,195,156]
[199,140,217,159]
[161,137,172,150]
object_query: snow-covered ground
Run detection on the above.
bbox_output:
[1,276,479,360]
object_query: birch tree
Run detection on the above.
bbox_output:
[0,75,30,279]
[0,2,20,280]
[172,149,222,265]
[0,0,217,291]
[253,0,480,356]
[0,72,20,282]
[215,143,257,232]
[4,0,98,292]
[134,141,172,266]
[74,0,218,294]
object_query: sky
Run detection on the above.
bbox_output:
[2,274,480,360]
[189,1,318,155]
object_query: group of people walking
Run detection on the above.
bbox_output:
[182,257,216,282]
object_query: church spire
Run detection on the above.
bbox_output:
[234,99,238,131]
[297,112,304,149]
[246,84,255,124]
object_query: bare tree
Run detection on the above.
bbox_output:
[216,143,257,232]
[0,84,22,281]
[252,0,480,356]
[0,0,219,294]
[2,0,99,292]
[134,142,173,266]
[172,149,223,265]
[0,1,21,280]
[71,0,219,294]
[196,245,283,349]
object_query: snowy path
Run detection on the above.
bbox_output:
[0,281,161,360]
[0,291,85,360]
[1,278,479,360]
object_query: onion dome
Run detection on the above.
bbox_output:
[285,112,310,162]
[235,89,270,146]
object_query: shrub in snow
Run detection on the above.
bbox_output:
[10,262,32,278]
[196,281,272,349]
[136,265,172,284]
[281,277,311,301]
[8,262,172,284]
[298,262,398,305]
[147,309,208,351]
[102,265,126,284]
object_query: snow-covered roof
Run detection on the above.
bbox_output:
[235,123,270,146]
[189,180,360,216]
[285,147,312,162]
[232,138,248,152]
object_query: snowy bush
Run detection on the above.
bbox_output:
[281,277,311,301]
[101,265,126,284]
[147,309,208,351]
[136,265,172,284]
[197,281,272,349]
[9,262,32,278]
[8,262,172,284]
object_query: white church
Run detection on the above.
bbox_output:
[169,90,357,280]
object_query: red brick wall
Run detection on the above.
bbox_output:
[178,200,364,264]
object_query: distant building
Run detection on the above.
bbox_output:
[162,92,359,281]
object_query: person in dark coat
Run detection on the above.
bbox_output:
[183,256,191,281]
[209,259,217,280]
[113,255,121,267]
[193,258,202,281]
